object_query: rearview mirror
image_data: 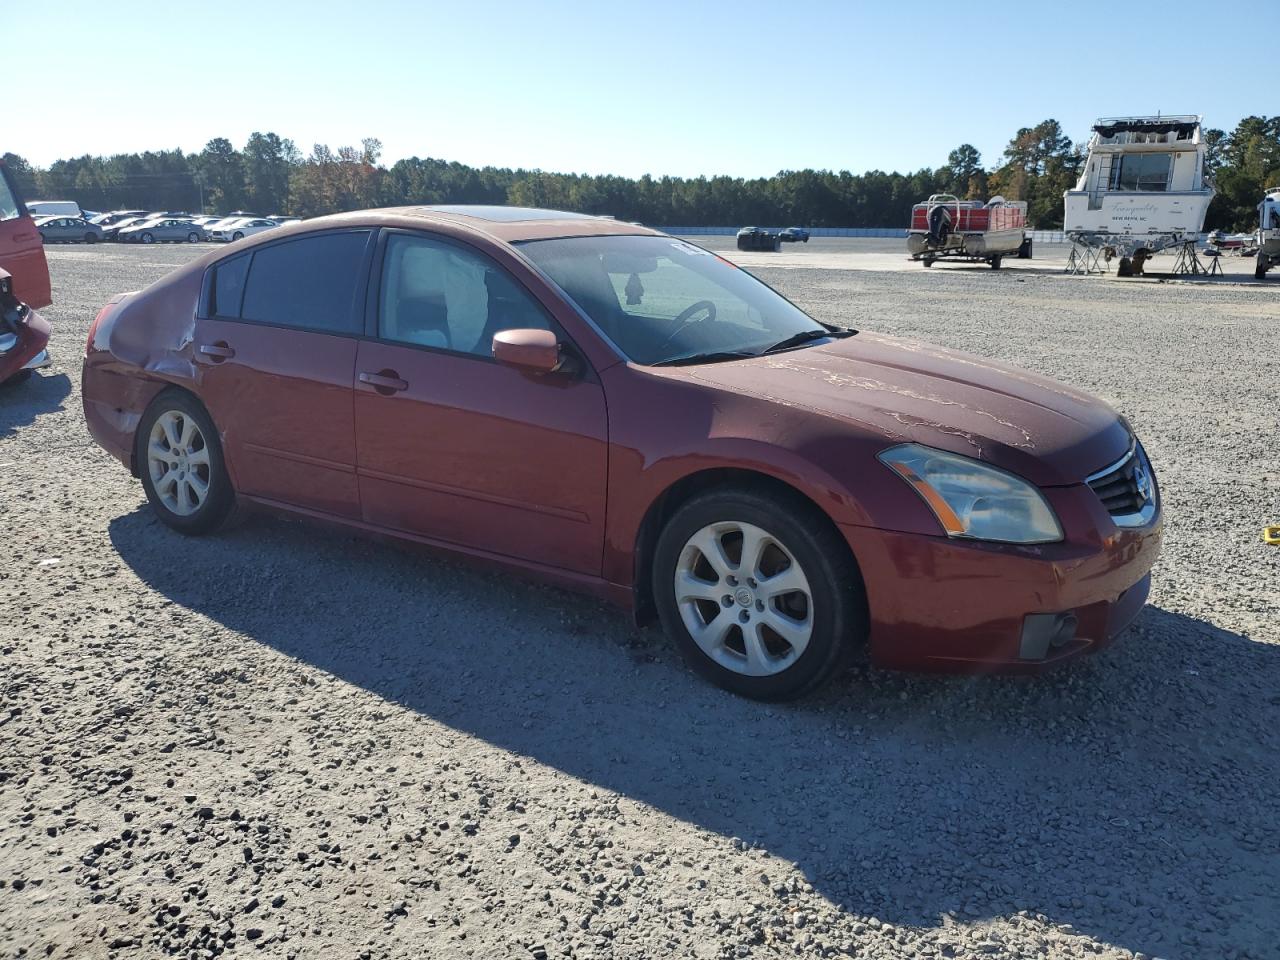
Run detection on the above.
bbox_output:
[492,328,561,374]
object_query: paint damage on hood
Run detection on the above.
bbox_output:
[680,332,1131,487]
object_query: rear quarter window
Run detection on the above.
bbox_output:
[238,231,370,334]
[211,254,250,318]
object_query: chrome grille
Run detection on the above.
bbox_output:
[1085,443,1157,526]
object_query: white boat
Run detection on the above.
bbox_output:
[1257,190,1280,279]
[1064,115,1214,272]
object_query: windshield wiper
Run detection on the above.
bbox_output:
[758,326,851,356]
[651,350,756,367]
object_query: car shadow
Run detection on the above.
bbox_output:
[108,506,1280,958]
[0,370,72,438]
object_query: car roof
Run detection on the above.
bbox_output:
[264,205,661,243]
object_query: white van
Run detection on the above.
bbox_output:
[26,200,83,218]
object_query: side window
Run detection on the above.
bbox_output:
[211,253,250,318]
[0,172,20,222]
[378,233,550,357]
[239,232,369,334]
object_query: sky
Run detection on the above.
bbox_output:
[13,0,1269,179]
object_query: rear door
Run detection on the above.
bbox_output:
[0,165,51,308]
[194,229,374,519]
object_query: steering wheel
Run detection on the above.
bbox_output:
[655,299,717,354]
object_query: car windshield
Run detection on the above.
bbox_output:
[519,235,831,365]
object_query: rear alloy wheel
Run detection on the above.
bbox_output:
[187,231,199,243]
[232,231,244,241]
[653,487,865,700]
[141,232,155,244]
[137,391,235,535]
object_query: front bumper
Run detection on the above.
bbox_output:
[0,310,51,384]
[842,484,1162,673]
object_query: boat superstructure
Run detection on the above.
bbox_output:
[1064,115,1214,271]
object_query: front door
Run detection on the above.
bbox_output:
[354,230,609,575]
[194,230,373,519]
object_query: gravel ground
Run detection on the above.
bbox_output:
[2,241,1278,960]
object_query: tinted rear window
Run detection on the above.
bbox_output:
[239,232,369,333]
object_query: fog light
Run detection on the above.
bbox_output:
[1020,612,1079,660]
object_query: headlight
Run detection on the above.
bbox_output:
[878,443,1063,544]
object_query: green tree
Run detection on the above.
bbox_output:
[193,138,244,212]
[242,132,299,214]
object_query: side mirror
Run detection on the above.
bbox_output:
[492,328,561,374]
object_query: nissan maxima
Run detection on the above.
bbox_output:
[81,206,1162,700]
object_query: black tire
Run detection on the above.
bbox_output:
[922,258,933,268]
[652,486,866,701]
[1117,256,1133,277]
[84,233,97,244]
[990,255,1002,269]
[141,232,155,244]
[232,231,244,241]
[136,390,235,535]
[1258,254,1269,280]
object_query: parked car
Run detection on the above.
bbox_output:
[36,216,104,244]
[210,218,278,242]
[269,216,302,226]
[92,210,151,227]
[779,227,810,243]
[25,199,82,218]
[101,216,152,240]
[82,206,1162,700]
[736,226,781,251]
[117,218,206,244]
[0,159,52,310]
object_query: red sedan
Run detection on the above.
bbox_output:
[82,206,1162,700]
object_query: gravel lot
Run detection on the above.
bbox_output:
[2,241,1278,960]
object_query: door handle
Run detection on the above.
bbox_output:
[198,342,235,362]
[359,370,408,394]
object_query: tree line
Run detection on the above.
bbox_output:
[5,116,1276,230]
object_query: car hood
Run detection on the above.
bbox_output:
[670,332,1131,487]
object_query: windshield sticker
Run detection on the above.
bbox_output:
[669,241,712,257]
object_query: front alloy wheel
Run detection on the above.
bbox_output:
[675,521,813,676]
[653,487,866,700]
